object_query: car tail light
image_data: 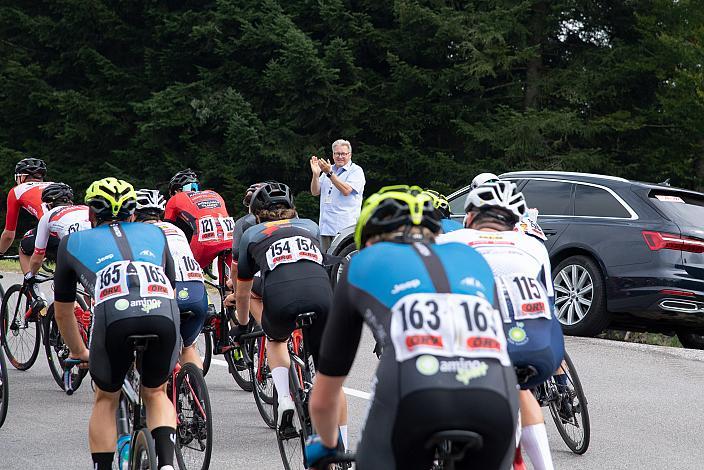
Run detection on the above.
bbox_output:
[642,231,704,253]
[660,289,696,297]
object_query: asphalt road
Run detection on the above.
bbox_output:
[1,272,704,469]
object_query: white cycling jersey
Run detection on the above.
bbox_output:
[152,221,204,283]
[437,229,555,321]
[34,205,91,255]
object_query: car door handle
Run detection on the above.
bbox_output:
[543,229,557,236]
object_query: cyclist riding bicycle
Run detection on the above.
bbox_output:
[136,188,208,370]
[27,183,90,276]
[422,189,462,233]
[0,157,53,273]
[223,182,268,345]
[232,181,348,442]
[54,177,180,470]
[307,185,519,470]
[164,168,234,270]
[437,181,565,470]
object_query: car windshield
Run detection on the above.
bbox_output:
[648,190,704,230]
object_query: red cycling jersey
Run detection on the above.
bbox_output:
[4,181,52,231]
[164,190,235,268]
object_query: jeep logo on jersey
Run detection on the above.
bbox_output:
[140,249,156,258]
[391,279,421,295]
[460,277,484,290]
[96,253,114,264]
[415,355,439,376]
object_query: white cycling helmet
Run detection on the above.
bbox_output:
[470,172,500,189]
[135,189,166,213]
[464,181,527,224]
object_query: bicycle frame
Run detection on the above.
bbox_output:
[169,362,207,425]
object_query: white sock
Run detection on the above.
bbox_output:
[521,423,554,470]
[159,466,175,470]
[272,367,290,401]
[339,425,349,450]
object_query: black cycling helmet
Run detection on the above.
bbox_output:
[243,183,264,207]
[41,183,74,206]
[15,157,47,179]
[168,168,199,195]
[249,181,294,214]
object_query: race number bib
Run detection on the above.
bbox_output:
[197,216,218,242]
[389,293,510,366]
[219,216,235,241]
[134,261,174,299]
[95,261,130,305]
[498,274,551,321]
[178,255,204,281]
[265,236,323,270]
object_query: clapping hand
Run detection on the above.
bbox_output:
[310,156,321,175]
[317,158,332,174]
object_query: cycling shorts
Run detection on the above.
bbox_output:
[90,300,180,393]
[357,388,517,470]
[261,262,331,366]
[251,274,263,298]
[191,239,232,270]
[505,315,564,389]
[175,281,208,347]
[20,228,60,259]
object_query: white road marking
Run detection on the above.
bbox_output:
[207,357,371,400]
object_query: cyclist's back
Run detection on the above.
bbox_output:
[164,169,234,268]
[317,190,519,470]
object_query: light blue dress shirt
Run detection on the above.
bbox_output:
[318,161,366,236]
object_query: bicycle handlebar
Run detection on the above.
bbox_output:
[0,255,19,261]
[63,358,88,396]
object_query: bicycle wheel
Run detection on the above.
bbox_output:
[251,335,275,429]
[276,355,312,470]
[194,332,212,377]
[130,428,158,469]
[1,284,41,371]
[547,351,591,454]
[175,363,213,470]
[44,303,89,391]
[0,348,8,428]
[224,321,253,392]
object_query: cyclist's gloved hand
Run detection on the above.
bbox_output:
[305,434,337,468]
[229,323,249,343]
[24,271,36,284]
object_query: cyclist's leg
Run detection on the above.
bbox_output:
[88,309,137,470]
[175,281,208,368]
[519,390,554,470]
[18,229,36,274]
[140,314,179,470]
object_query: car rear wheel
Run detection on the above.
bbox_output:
[330,243,357,289]
[552,255,609,336]
[676,332,704,350]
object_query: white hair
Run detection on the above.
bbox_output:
[331,139,352,154]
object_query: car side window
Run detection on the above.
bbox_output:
[521,180,573,215]
[574,184,630,218]
[449,189,469,215]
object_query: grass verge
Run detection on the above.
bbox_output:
[597,330,683,348]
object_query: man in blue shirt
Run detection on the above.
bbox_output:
[309,139,365,252]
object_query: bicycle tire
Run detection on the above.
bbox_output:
[251,335,275,429]
[276,346,313,470]
[0,347,8,428]
[548,351,591,454]
[44,299,90,391]
[174,363,213,470]
[195,332,212,377]
[224,321,253,392]
[1,284,41,371]
[130,428,158,470]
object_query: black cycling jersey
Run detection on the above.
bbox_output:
[318,240,519,470]
[231,213,257,261]
[236,217,323,281]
